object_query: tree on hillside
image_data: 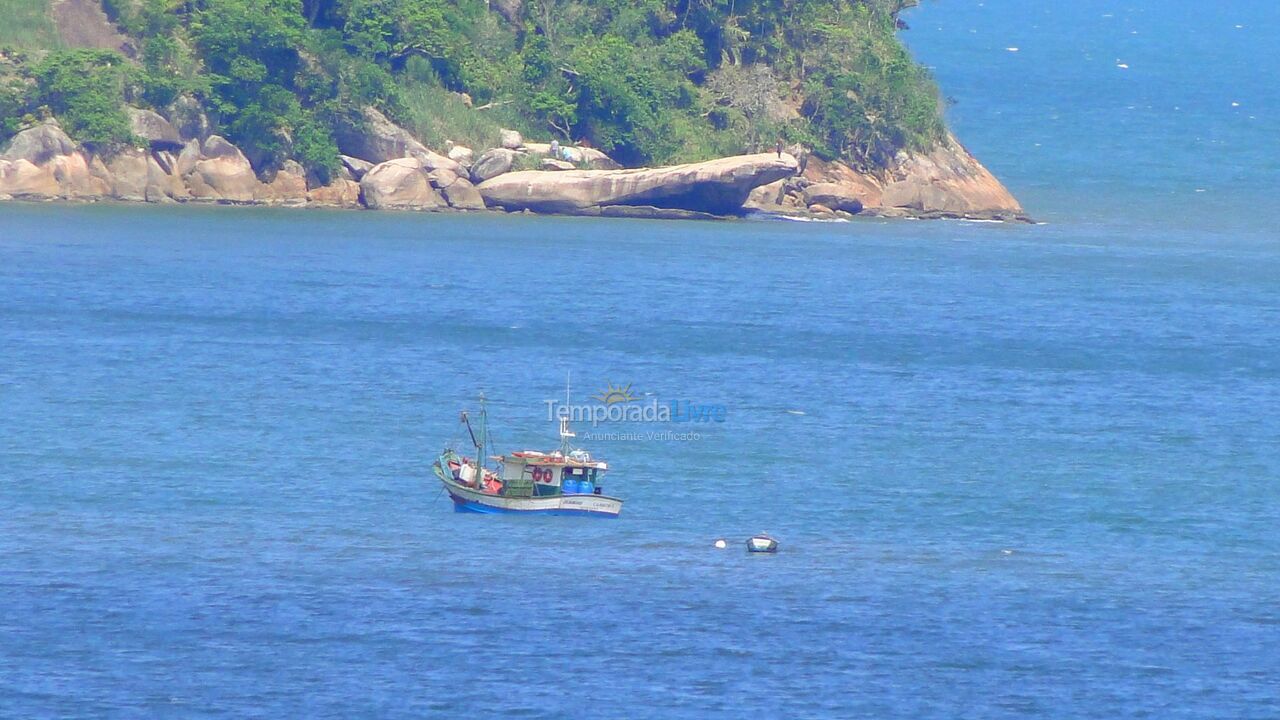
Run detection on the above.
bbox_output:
[32,50,134,149]
[704,63,783,152]
[192,0,339,177]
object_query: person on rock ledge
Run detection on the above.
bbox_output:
[775,139,783,158]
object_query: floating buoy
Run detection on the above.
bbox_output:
[714,539,727,549]
[747,534,778,553]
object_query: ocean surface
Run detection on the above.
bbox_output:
[2,2,1278,718]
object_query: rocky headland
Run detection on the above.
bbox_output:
[1,104,1027,222]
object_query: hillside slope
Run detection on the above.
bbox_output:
[0,0,60,48]
[0,0,1022,218]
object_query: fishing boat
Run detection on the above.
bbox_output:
[432,394,623,518]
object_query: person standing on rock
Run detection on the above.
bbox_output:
[550,139,561,161]
[775,139,783,158]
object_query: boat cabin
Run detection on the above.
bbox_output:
[494,450,608,497]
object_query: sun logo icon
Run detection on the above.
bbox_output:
[594,382,638,405]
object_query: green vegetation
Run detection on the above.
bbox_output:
[0,0,944,174]
[0,0,60,50]
[397,56,534,151]
[31,48,134,147]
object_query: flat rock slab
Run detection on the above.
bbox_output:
[477,153,798,215]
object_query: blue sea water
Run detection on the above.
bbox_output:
[902,0,1280,228]
[2,3,1279,718]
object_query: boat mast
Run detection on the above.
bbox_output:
[472,393,487,482]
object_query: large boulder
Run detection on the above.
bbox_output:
[126,107,182,150]
[878,133,1022,215]
[88,153,114,191]
[522,142,556,158]
[744,179,787,209]
[440,177,486,210]
[104,148,188,203]
[334,106,464,176]
[801,156,883,208]
[802,183,863,214]
[419,148,465,175]
[800,132,1023,219]
[308,178,363,207]
[477,152,799,215]
[145,150,190,202]
[0,158,60,198]
[167,95,210,141]
[184,135,261,202]
[335,106,425,163]
[105,148,149,201]
[0,121,110,200]
[447,144,474,168]
[470,148,518,183]
[175,139,201,176]
[500,129,523,149]
[359,157,443,210]
[426,167,458,189]
[3,120,78,165]
[575,147,621,170]
[39,152,108,199]
[340,154,374,180]
[257,160,308,206]
[880,179,946,213]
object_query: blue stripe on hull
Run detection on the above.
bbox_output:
[450,495,619,518]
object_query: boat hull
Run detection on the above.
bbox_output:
[443,478,623,518]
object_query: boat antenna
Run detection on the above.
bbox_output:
[559,371,575,456]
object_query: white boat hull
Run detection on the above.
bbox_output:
[442,477,623,518]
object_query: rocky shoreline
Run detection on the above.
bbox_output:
[1,104,1029,223]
